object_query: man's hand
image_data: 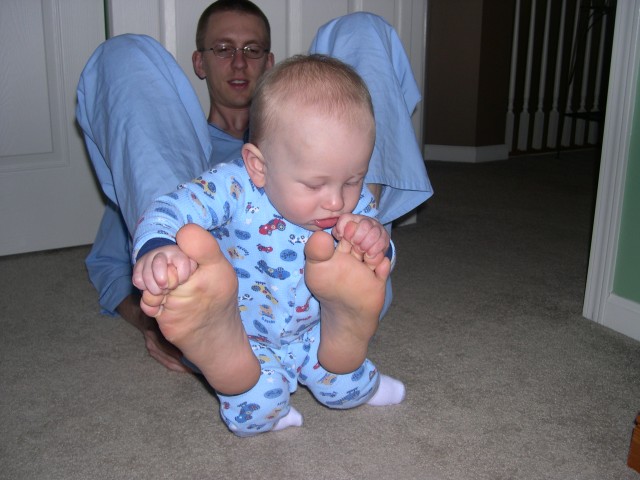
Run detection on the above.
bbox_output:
[116,293,190,373]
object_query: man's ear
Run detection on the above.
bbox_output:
[192,50,205,79]
[242,143,267,188]
[265,52,275,71]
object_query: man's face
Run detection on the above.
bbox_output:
[193,11,274,111]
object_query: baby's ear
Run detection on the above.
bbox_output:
[242,143,267,188]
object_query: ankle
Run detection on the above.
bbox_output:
[318,342,368,375]
[202,345,260,395]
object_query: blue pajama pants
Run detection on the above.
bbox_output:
[217,324,380,437]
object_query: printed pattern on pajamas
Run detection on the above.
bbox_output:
[133,158,390,436]
[219,324,380,436]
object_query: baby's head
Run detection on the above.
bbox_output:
[243,54,375,231]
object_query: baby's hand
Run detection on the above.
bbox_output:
[332,214,390,267]
[132,244,197,296]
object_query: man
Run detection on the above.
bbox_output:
[76,0,432,372]
[79,1,273,372]
[192,1,274,157]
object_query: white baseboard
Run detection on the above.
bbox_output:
[602,294,640,342]
[424,144,509,163]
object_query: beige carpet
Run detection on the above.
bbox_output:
[1,150,639,480]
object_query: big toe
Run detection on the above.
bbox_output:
[304,230,336,263]
[176,224,222,267]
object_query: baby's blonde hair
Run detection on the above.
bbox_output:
[249,54,375,147]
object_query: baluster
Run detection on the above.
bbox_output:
[518,0,538,151]
[589,10,609,144]
[533,0,552,150]
[505,0,521,153]
[548,0,568,149]
[561,0,582,147]
[574,6,595,146]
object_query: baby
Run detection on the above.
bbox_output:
[132,54,405,436]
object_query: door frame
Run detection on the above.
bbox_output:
[583,0,640,341]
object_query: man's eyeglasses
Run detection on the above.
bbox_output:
[199,44,269,60]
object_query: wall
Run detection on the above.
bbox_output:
[612,71,640,303]
[424,0,482,147]
[423,0,514,162]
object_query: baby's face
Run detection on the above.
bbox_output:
[260,106,374,231]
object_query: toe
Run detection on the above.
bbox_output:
[176,224,222,267]
[304,230,335,263]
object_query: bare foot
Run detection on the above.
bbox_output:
[143,224,260,394]
[304,230,391,374]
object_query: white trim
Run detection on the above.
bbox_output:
[395,212,417,227]
[602,294,640,342]
[160,0,177,58]
[407,0,428,148]
[583,0,640,339]
[423,144,509,163]
[286,0,303,58]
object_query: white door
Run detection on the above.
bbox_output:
[0,0,106,256]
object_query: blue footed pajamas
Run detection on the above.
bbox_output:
[222,327,380,436]
[76,12,432,319]
[133,159,391,436]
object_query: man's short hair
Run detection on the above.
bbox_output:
[195,0,271,51]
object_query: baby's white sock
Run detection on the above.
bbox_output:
[272,406,303,432]
[366,374,406,406]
